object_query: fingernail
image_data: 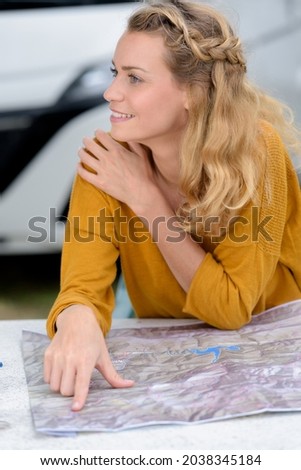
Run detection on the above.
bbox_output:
[125,379,134,386]
[71,401,81,411]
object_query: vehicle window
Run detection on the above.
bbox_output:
[0,0,132,10]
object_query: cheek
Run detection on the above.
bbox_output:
[140,90,183,119]
[154,94,187,126]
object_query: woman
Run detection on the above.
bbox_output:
[44,0,301,410]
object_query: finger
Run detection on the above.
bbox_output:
[78,148,99,172]
[49,362,63,393]
[77,162,102,187]
[59,364,77,397]
[95,351,134,389]
[127,141,146,158]
[96,363,134,388]
[83,136,108,159]
[71,366,93,411]
[94,129,122,151]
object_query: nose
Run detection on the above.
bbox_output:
[103,79,123,103]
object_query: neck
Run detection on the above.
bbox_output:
[146,140,186,212]
[145,138,182,187]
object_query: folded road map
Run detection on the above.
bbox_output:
[22,300,301,435]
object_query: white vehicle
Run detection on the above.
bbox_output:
[0,0,137,254]
[0,0,300,255]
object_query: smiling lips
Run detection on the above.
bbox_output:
[110,110,135,122]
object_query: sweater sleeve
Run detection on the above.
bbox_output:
[46,175,120,338]
[183,124,292,329]
[183,237,279,329]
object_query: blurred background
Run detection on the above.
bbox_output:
[0,0,301,320]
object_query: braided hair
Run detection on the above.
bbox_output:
[127,0,300,235]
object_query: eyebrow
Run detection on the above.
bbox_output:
[112,61,149,74]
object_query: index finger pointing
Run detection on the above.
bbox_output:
[71,366,93,411]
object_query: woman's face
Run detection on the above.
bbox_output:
[104,32,189,147]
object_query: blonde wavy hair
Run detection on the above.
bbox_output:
[127,0,301,235]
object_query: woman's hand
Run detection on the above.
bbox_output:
[77,130,160,214]
[44,305,134,411]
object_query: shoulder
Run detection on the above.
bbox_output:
[258,120,297,184]
[71,174,120,216]
[259,120,286,158]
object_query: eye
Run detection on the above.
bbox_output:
[110,66,117,77]
[129,74,142,84]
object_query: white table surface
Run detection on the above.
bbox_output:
[1,318,301,450]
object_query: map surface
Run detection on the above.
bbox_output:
[22,300,301,434]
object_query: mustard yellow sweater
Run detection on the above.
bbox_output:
[47,122,301,337]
